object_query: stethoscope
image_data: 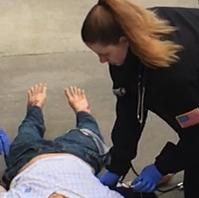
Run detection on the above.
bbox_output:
[137,64,146,126]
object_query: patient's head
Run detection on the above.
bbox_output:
[48,192,68,198]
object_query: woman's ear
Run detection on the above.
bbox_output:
[119,36,129,46]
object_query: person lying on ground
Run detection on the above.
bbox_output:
[0,83,124,198]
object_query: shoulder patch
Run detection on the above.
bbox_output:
[176,108,199,128]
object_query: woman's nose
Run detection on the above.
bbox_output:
[99,56,108,64]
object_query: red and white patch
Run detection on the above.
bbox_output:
[176,108,199,128]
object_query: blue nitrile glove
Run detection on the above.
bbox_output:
[0,127,10,156]
[99,171,120,187]
[131,164,163,192]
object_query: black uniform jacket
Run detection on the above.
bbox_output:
[107,6,199,176]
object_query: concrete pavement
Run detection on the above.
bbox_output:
[0,0,198,56]
[0,0,199,197]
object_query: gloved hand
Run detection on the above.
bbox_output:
[0,127,10,156]
[131,164,163,192]
[99,171,120,187]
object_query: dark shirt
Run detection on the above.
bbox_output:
[107,6,199,176]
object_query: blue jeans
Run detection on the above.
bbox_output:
[2,106,110,188]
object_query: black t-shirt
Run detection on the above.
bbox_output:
[107,6,199,176]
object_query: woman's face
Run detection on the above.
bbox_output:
[86,37,129,66]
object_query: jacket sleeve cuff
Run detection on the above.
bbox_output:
[105,148,132,177]
[154,141,184,175]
